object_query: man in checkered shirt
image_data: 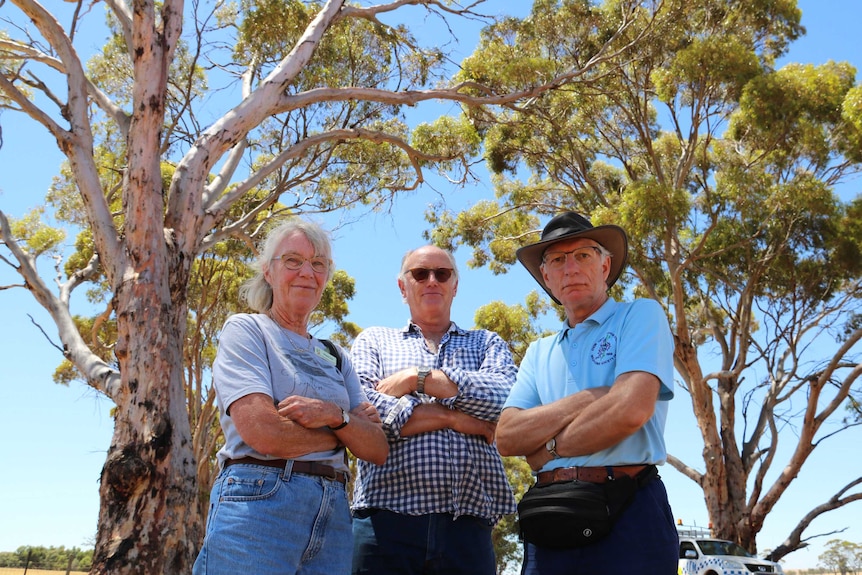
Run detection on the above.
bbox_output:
[350,245,518,575]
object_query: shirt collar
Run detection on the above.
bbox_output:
[403,320,463,335]
[558,298,617,342]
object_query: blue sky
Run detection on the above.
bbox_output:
[1,1,861,570]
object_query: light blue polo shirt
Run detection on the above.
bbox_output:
[504,298,674,470]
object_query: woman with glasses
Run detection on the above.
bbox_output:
[194,218,388,575]
[349,245,518,575]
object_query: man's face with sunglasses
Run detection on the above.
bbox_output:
[399,246,458,321]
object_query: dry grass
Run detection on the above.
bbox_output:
[0,569,88,575]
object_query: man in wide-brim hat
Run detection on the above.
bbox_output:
[515,211,628,306]
[496,211,679,574]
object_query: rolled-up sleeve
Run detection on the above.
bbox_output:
[438,331,517,421]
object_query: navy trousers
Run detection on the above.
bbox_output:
[520,477,679,575]
[352,509,496,575]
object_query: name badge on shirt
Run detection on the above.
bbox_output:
[315,345,337,366]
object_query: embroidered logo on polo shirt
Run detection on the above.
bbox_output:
[591,333,617,365]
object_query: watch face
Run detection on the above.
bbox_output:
[546,438,556,451]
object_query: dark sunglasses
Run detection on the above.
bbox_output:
[407,267,454,283]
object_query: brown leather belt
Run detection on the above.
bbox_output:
[536,465,649,486]
[224,457,347,485]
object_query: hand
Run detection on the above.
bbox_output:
[351,401,382,424]
[448,409,497,445]
[276,395,341,429]
[525,446,553,471]
[374,368,417,398]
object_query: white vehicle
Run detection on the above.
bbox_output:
[678,532,784,575]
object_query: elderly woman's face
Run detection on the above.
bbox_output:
[265,231,329,313]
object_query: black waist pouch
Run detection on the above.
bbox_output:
[517,466,656,549]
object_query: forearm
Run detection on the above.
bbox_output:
[496,403,568,457]
[420,368,458,398]
[400,403,454,437]
[442,372,512,421]
[439,343,518,420]
[496,387,608,456]
[254,420,340,459]
[555,373,658,458]
[336,416,388,465]
[234,393,340,458]
[374,367,458,399]
[400,402,496,444]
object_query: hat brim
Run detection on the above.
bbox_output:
[516,225,628,305]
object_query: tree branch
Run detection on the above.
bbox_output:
[0,209,121,397]
[767,478,862,561]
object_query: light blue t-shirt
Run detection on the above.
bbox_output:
[213,313,369,472]
[504,298,674,470]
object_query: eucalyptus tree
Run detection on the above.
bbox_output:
[0,0,653,572]
[436,0,862,562]
[818,539,862,575]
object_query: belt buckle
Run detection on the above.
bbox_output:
[321,467,338,481]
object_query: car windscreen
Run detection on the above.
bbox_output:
[697,540,754,558]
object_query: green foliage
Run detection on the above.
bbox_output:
[426,196,539,276]
[312,268,358,339]
[432,0,861,558]
[411,115,481,166]
[653,35,762,104]
[731,61,857,170]
[459,0,614,94]
[235,0,315,66]
[0,545,93,571]
[818,539,862,574]
[445,0,856,325]
[8,208,66,256]
[473,297,552,365]
[835,203,862,321]
[87,22,207,118]
[493,456,534,573]
[229,0,456,212]
[46,136,126,231]
[3,0,858,569]
[0,31,28,105]
[841,84,862,162]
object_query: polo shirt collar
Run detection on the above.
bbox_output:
[558,298,618,342]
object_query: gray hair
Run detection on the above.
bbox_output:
[398,246,459,281]
[240,218,334,313]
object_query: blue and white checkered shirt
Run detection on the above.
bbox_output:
[349,321,518,523]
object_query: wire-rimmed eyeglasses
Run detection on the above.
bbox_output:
[271,253,330,274]
[541,246,604,271]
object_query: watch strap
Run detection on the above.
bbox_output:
[329,408,349,431]
[546,437,560,459]
[417,367,431,394]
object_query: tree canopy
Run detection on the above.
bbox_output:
[439,0,862,561]
[2,0,861,573]
[0,0,648,572]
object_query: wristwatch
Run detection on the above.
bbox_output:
[329,408,350,431]
[416,367,431,394]
[545,437,560,459]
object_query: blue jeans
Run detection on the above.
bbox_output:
[520,477,678,575]
[351,509,496,575]
[193,461,352,575]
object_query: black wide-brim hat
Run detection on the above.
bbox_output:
[516,211,628,304]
